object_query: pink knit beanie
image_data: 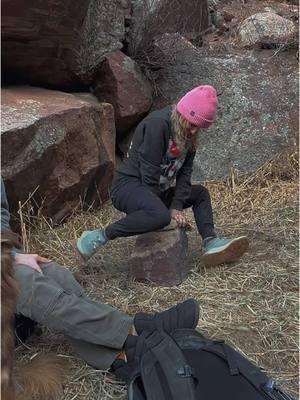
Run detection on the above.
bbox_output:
[176,85,218,128]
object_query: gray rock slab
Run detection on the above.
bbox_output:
[154,40,298,180]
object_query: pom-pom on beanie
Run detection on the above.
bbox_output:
[176,85,218,128]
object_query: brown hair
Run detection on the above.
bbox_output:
[1,231,19,400]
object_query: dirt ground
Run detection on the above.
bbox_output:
[15,151,298,399]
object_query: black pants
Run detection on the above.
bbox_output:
[106,175,216,241]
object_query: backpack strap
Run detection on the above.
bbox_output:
[202,342,268,386]
[141,330,196,400]
[212,340,239,375]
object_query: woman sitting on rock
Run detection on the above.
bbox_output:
[76,85,249,267]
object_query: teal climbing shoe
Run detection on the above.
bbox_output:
[76,229,108,260]
[202,236,249,267]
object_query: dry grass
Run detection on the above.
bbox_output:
[15,151,299,399]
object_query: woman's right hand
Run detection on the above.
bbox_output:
[170,209,187,228]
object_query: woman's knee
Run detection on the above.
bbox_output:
[192,185,211,201]
[14,265,60,322]
[41,262,84,297]
[148,208,171,230]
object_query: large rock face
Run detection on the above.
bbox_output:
[92,50,153,131]
[1,0,130,87]
[1,87,115,223]
[152,35,298,180]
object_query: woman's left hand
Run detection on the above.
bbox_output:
[170,209,187,228]
[14,253,51,273]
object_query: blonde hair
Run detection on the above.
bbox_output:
[170,106,199,151]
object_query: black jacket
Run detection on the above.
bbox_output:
[116,107,196,211]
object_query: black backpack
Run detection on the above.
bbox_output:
[118,329,294,400]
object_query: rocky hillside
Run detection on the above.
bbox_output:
[1,0,298,222]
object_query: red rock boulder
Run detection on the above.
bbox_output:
[92,50,153,132]
[2,0,130,87]
[1,86,115,223]
[128,228,190,287]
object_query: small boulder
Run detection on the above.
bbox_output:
[128,227,190,286]
[239,12,297,48]
[92,50,153,132]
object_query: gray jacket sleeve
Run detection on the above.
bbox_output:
[1,176,12,232]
